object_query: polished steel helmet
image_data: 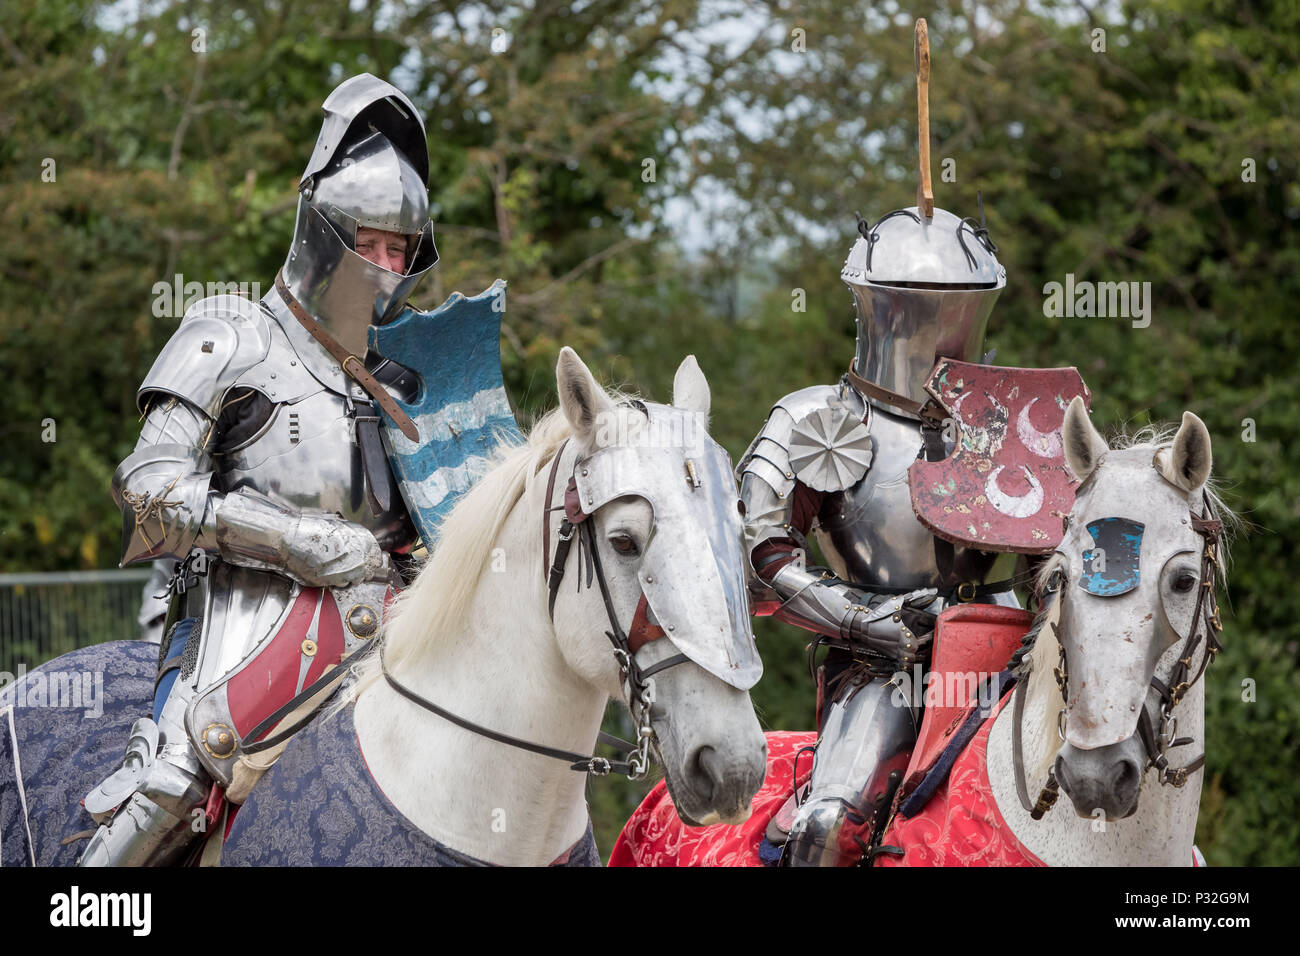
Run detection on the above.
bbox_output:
[841,203,1005,417]
[281,73,439,357]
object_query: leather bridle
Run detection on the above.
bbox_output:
[1009,491,1224,818]
[540,438,691,754]
[380,436,688,780]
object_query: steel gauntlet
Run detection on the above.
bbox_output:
[769,563,937,664]
[838,588,938,664]
[214,491,389,588]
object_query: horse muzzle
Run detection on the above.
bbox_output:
[653,718,766,827]
[1054,737,1145,820]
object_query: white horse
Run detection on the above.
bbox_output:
[610,400,1233,868]
[983,398,1232,865]
[341,346,768,865]
[0,347,766,867]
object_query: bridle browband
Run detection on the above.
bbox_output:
[380,434,687,780]
[1009,490,1225,819]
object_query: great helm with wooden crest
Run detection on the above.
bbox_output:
[281,73,439,357]
[841,20,1006,419]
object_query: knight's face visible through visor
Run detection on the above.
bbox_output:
[573,405,763,690]
[354,226,414,275]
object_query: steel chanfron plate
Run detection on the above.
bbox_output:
[787,405,873,492]
[1079,517,1145,597]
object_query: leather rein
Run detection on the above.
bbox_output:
[1009,491,1224,819]
[380,437,687,779]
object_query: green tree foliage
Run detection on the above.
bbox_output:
[0,0,1294,864]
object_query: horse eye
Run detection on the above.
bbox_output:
[610,535,639,556]
[1172,572,1198,593]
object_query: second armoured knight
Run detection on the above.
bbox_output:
[737,203,1024,866]
[79,74,438,866]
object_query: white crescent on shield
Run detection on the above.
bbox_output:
[1017,397,1063,459]
[985,464,1044,518]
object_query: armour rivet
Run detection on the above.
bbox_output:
[202,722,237,759]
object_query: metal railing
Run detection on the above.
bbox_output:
[0,569,155,673]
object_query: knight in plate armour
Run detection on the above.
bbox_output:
[79,74,439,866]
[737,199,1025,866]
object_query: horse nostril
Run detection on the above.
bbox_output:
[689,745,720,803]
[1112,756,1141,797]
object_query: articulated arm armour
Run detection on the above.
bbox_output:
[214,492,389,588]
[115,295,389,587]
[738,385,935,658]
[113,295,271,565]
[112,399,218,566]
[768,563,932,665]
[737,385,853,615]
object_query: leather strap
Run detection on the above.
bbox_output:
[241,639,378,756]
[846,363,945,423]
[354,401,394,515]
[921,422,957,585]
[541,442,568,582]
[274,271,419,442]
[381,648,637,776]
[381,438,688,781]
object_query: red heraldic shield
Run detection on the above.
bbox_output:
[909,360,1090,554]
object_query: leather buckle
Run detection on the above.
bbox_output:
[957,581,977,603]
[341,353,367,380]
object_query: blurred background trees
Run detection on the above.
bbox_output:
[0,0,1295,864]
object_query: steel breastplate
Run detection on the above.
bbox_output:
[215,387,416,553]
[213,314,417,555]
[814,405,1017,591]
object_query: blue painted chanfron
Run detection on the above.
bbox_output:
[369,280,522,547]
[1079,517,1145,597]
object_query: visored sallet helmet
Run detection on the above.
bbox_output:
[281,73,439,357]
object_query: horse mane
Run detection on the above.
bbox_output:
[343,385,638,705]
[1033,423,1239,600]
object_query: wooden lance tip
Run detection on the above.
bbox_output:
[914,17,934,220]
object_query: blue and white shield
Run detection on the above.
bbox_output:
[368,279,522,547]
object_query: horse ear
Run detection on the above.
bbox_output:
[1157,411,1213,492]
[1062,396,1108,482]
[672,355,711,422]
[556,347,615,448]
